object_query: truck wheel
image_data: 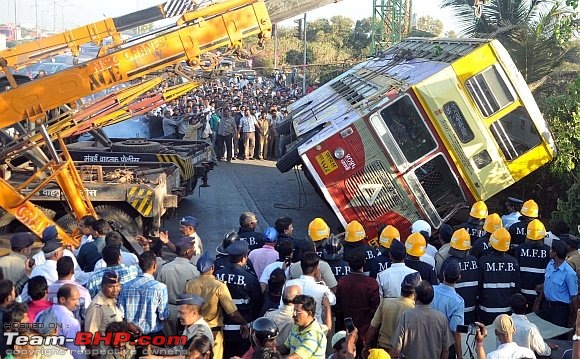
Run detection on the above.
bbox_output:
[0,206,56,234]
[111,139,163,153]
[93,205,142,236]
[276,140,302,173]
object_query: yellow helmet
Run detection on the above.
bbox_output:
[368,349,391,359]
[405,232,426,257]
[308,218,331,242]
[345,220,365,242]
[527,219,546,241]
[450,228,471,251]
[483,213,503,233]
[521,200,539,218]
[489,228,511,252]
[379,225,400,248]
[470,201,488,219]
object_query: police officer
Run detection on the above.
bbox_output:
[322,235,350,281]
[308,218,331,257]
[439,228,479,324]
[508,199,540,249]
[175,294,214,349]
[478,228,520,325]
[367,225,398,279]
[404,232,438,285]
[460,201,488,242]
[184,252,249,359]
[502,197,523,229]
[537,240,579,328]
[214,240,263,358]
[84,271,125,354]
[514,219,551,311]
[238,212,265,251]
[343,220,377,273]
[470,213,503,259]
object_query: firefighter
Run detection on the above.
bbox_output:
[215,230,256,275]
[509,199,540,249]
[460,201,488,242]
[238,212,265,251]
[513,219,550,310]
[343,220,377,273]
[470,213,503,259]
[214,240,263,358]
[367,225,398,279]
[308,218,331,258]
[404,232,438,285]
[478,228,520,325]
[439,228,479,324]
[322,235,350,281]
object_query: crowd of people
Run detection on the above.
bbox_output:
[152,73,303,162]
[0,194,579,359]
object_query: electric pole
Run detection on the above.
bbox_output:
[302,13,307,95]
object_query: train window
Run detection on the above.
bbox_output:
[443,101,475,143]
[465,65,515,117]
[490,106,542,161]
[379,96,437,163]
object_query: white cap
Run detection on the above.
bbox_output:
[411,220,431,237]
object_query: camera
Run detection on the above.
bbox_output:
[457,323,478,335]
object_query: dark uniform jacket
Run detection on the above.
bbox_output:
[478,251,520,324]
[513,242,551,308]
[238,227,265,252]
[368,251,391,279]
[344,242,378,273]
[326,257,351,282]
[509,217,534,249]
[440,254,479,323]
[405,257,438,285]
[470,234,491,259]
[460,219,486,243]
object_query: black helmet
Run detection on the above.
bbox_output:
[322,235,343,261]
[251,317,278,347]
[216,230,240,254]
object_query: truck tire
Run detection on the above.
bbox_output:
[0,207,56,234]
[276,125,323,173]
[94,205,142,236]
[111,139,163,153]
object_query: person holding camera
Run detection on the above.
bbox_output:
[472,314,535,359]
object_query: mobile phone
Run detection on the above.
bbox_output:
[28,257,35,267]
[457,324,477,335]
[344,317,355,332]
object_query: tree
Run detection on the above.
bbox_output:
[285,48,316,65]
[346,18,373,58]
[440,0,579,86]
[415,16,444,36]
[444,30,458,38]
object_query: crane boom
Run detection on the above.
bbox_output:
[0,0,271,129]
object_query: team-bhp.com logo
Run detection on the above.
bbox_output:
[5,330,186,347]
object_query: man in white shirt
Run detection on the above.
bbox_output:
[32,226,91,284]
[238,109,258,160]
[20,239,64,302]
[509,293,555,357]
[49,284,85,359]
[376,240,419,298]
[484,314,536,359]
[283,252,336,325]
[265,285,301,346]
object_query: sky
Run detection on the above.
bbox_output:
[1,0,456,32]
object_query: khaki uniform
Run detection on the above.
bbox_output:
[158,257,200,336]
[0,252,27,283]
[567,251,580,286]
[256,117,270,159]
[85,291,124,353]
[184,274,238,359]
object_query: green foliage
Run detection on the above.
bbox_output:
[539,76,580,179]
[440,0,578,84]
[284,48,316,65]
[551,176,580,234]
[416,16,444,36]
